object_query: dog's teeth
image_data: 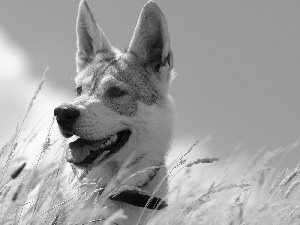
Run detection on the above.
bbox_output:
[110,134,117,143]
[104,140,111,146]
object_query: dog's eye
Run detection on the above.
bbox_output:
[76,86,83,96]
[106,86,127,98]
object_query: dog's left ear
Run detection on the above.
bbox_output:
[76,0,114,72]
[128,1,173,86]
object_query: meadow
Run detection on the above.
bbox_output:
[0,75,299,225]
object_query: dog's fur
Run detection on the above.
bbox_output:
[54,1,175,224]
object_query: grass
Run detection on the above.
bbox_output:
[0,72,300,224]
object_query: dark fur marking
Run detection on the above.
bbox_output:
[77,52,163,117]
[110,53,159,105]
[103,93,138,117]
[89,58,118,96]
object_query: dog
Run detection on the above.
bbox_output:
[54,0,175,224]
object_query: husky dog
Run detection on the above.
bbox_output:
[54,0,174,224]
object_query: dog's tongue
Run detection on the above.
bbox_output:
[66,137,106,163]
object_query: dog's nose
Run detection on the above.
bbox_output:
[54,105,80,125]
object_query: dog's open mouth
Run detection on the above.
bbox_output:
[66,129,131,167]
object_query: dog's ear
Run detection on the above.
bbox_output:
[76,0,114,72]
[128,1,173,83]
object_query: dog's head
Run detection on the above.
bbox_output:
[54,0,174,171]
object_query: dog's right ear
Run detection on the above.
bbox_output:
[76,0,114,72]
[128,1,173,92]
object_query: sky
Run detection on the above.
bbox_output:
[0,0,299,163]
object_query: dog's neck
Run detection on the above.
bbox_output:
[69,160,168,224]
[102,159,168,203]
[76,151,169,202]
[109,163,168,210]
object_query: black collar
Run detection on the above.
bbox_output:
[110,191,167,210]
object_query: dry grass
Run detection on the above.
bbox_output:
[0,73,300,224]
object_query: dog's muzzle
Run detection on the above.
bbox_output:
[54,104,80,137]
